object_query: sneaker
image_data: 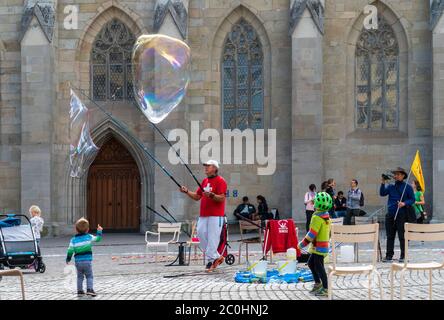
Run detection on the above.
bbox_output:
[205,261,213,270]
[398,258,405,263]
[209,256,225,271]
[86,290,97,297]
[77,290,85,296]
[382,257,393,263]
[310,283,323,294]
[315,288,328,297]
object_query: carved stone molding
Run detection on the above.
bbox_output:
[431,0,444,30]
[289,0,324,35]
[154,0,188,39]
[93,137,136,165]
[21,0,56,43]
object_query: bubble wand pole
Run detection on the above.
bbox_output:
[137,108,204,192]
[71,86,182,189]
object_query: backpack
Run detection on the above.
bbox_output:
[359,189,365,207]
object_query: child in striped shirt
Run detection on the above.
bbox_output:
[66,218,103,297]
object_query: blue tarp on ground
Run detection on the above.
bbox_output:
[234,269,314,284]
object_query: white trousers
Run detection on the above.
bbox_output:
[197,216,223,262]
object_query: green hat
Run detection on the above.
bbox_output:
[314,192,333,211]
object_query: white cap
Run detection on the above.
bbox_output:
[203,160,220,169]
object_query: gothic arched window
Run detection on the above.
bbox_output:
[356,16,399,130]
[222,19,264,130]
[91,18,136,101]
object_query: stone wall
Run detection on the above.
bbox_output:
[321,0,433,218]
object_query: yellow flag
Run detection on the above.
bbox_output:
[411,150,425,192]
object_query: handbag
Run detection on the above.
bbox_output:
[405,205,417,223]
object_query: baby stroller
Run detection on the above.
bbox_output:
[0,214,45,273]
[217,216,235,265]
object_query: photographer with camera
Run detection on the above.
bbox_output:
[380,167,415,263]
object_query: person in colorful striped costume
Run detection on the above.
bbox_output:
[298,192,332,297]
[66,218,103,297]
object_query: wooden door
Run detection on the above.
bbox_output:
[87,137,141,232]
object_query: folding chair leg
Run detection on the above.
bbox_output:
[375,270,384,300]
[400,269,406,300]
[19,272,25,300]
[354,243,359,263]
[378,240,383,262]
[238,244,242,265]
[146,246,152,262]
[246,244,249,264]
[368,272,372,300]
[187,247,192,266]
[390,269,395,300]
[328,272,334,300]
[429,270,433,300]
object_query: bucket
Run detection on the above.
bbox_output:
[277,260,297,275]
[339,245,354,263]
[286,248,297,261]
[248,260,268,278]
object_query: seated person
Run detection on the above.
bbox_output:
[233,196,256,220]
[334,191,347,218]
[252,195,274,224]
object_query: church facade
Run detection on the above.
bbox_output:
[0,0,443,235]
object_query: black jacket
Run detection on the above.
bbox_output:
[234,203,256,218]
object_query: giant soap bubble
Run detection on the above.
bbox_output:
[69,89,88,150]
[69,90,98,178]
[69,122,98,178]
[132,34,191,124]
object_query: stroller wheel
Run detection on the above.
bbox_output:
[225,254,235,265]
[37,262,46,273]
[38,263,46,273]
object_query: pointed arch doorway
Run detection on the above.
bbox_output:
[87,136,141,232]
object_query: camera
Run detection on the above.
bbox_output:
[381,173,393,181]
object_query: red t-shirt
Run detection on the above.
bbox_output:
[196,175,227,217]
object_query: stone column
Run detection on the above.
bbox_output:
[20,1,56,225]
[290,0,324,223]
[432,1,444,222]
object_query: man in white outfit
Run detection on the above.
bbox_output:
[180,160,227,271]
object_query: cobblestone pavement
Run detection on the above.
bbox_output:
[1,235,443,300]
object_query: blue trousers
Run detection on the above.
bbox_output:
[75,261,94,291]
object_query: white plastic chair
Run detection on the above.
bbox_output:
[390,223,444,300]
[145,223,181,262]
[328,223,383,300]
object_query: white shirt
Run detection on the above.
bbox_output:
[30,216,44,239]
[305,192,316,211]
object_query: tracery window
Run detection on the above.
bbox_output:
[356,16,399,130]
[91,19,136,101]
[222,19,264,130]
